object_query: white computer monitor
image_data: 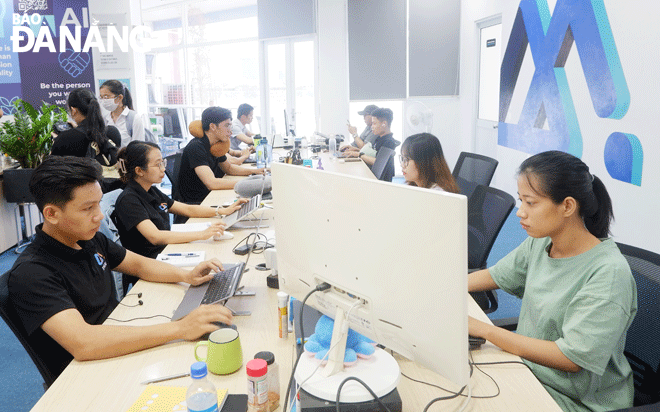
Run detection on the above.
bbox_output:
[271,163,470,397]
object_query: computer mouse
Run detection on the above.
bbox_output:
[200,322,237,341]
[339,159,346,163]
[213,232,235,241]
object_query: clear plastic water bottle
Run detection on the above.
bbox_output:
[256,139,266,169]
[300,136,309,159]
[329,136,337,156]
[263,137,272,168]
[187,362,218,412]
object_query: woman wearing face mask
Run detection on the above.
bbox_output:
[99,79,145,148]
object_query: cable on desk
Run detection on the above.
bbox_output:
[456,382,472,412]
[106,314,172,322]
[471,360,534,373]
[397,349,503,400]
[118,301,143,307]
[336,376,392,412]
[283,283,332,412]
[422,384,466,412]
[232,232,274,254]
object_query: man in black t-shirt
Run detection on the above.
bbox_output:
[7,156,233,381]
[345,107,400,182]
[179,107,265,204]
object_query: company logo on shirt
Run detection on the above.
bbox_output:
[159,203,168,212]
[94,253,107,270]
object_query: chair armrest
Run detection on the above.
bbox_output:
[492,317,518,331]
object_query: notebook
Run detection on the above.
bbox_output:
[126,385,228,412]
[171,262,246,321]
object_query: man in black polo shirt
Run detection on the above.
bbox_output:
[345,107,400,182]
[179,107,265,204]
[7,156,233,381]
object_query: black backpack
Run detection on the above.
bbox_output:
[78,126,118,166]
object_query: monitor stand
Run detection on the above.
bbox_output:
[294,307,400,402]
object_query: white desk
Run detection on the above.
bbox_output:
[29,173,560,412]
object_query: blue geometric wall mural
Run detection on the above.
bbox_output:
[604,133,643,186]
[499,0,642,185]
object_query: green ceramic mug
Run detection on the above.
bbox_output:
[194,328,243,375]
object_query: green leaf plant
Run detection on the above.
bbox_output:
[0,99,68,169]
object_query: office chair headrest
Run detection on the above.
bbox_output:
[235,175,272,197]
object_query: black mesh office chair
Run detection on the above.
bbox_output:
[452,152,499,198]
[0,271,56,389]
[164,151,183,202]
[467,184,516,314]
[616,243,660,407]
[3,168,38,253]
[371,147,396,181]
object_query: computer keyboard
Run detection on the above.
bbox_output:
[469,335,486,349]
[200,264,243,304]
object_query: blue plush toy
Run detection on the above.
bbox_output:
[304,315,376,366]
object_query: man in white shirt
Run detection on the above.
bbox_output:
[230,103,256,150]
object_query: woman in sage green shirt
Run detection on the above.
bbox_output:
[468,151,637,412]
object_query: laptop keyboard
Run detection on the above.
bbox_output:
[236,195,261,220]
[200,264,243,304]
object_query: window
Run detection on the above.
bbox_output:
[142,2,260,137]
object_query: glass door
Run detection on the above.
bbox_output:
[262,37,316,138]
[475,17,502,159]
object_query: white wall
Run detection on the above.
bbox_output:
[460,0,660,253]
[316,0,350,136]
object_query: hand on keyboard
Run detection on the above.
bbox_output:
[184,258,224,286]
[215,198,249,216]
[469,335,486,349]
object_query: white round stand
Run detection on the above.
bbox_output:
[294,348,400,403]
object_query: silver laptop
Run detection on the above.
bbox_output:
[223,194,262,228]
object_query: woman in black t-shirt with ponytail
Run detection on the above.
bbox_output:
[51,88,119,167]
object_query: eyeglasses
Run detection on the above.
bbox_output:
[399,155,410,167]
[149,159,167,169]
[99,94,117,100]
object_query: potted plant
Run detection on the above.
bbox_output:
[0,99,67,169]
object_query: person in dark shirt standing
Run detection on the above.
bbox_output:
[7,156,233,381]
[345,107,400,182]
[178,106,265,204]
